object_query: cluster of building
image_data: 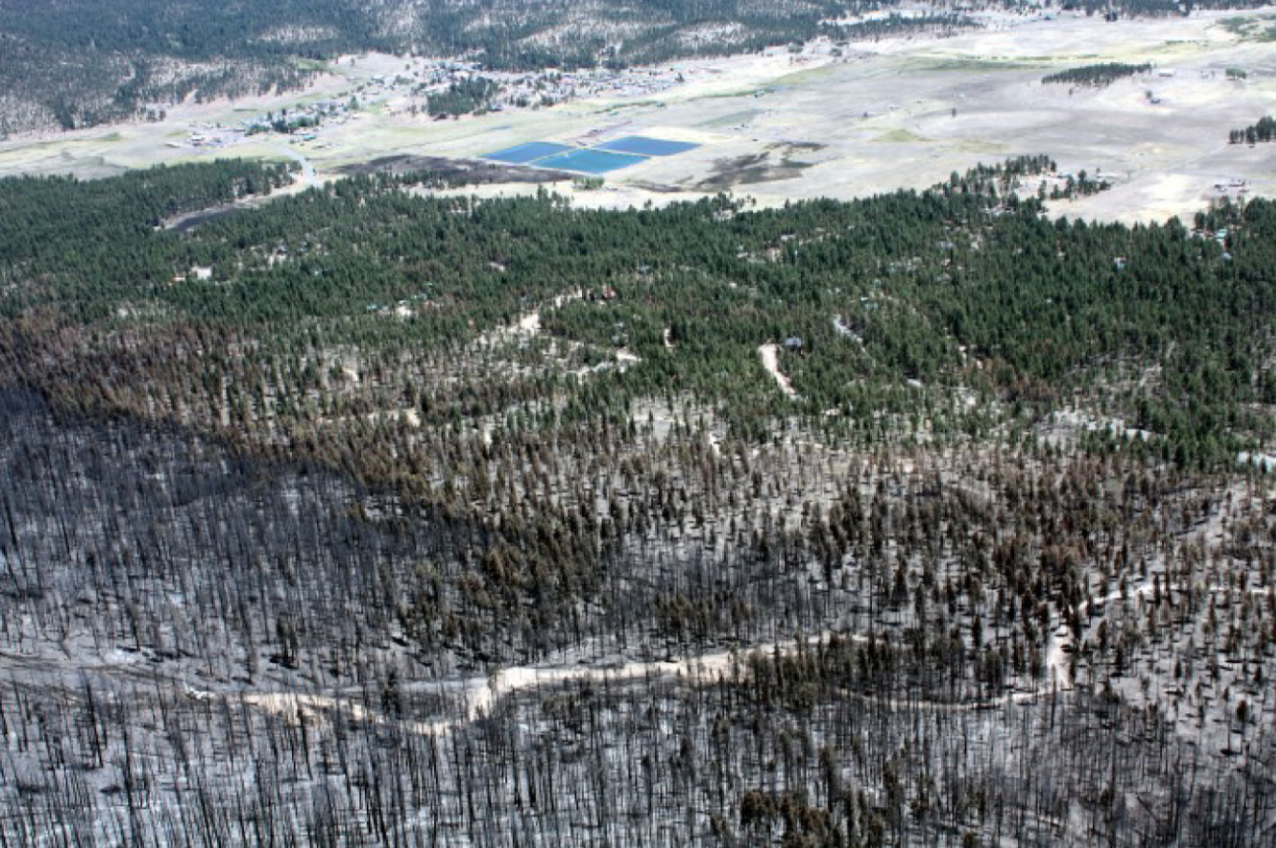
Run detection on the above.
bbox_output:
[378,62,688,116]
[180,99,357,150]
[509,66,685,104]
[173,55,700,151]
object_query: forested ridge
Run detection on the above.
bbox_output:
[2,0,1273,134]
[0,0,849,133]
[1,160,1275,845]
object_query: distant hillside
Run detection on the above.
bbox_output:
[2,0,1271,135]
[0,0,849,134]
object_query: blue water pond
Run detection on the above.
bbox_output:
[594,136,700,156]
[482,141,575,164]
[533,148,649,174]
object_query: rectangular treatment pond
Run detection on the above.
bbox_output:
[593,135,700,156]
[532,148,649,174]
[481,141,575,164]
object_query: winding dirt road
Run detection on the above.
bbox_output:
[759,343,797,398]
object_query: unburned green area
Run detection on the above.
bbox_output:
[1,158,1273,469]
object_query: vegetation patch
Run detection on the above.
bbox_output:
[1042,62,1152,87]
[1229,115,1276,145]
[876,128,929,144]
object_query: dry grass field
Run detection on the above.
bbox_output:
[2,9,1274,222]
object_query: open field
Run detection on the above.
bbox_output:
[2,9,1276,221]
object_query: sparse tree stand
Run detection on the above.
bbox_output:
[1230,116,1276,145]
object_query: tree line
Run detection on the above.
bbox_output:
[1042,62,1152,87]
[1229,116,1276,145]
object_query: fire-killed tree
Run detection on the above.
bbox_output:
[0,159,1274,846]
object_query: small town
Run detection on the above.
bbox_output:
[179,58,691,151]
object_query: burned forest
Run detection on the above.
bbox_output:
[1,159,1275,846]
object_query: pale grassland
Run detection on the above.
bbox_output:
[0,9,1273,223]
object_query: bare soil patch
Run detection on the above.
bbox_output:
[337,154,575,185]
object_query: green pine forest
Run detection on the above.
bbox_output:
[1,157,1272,482]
